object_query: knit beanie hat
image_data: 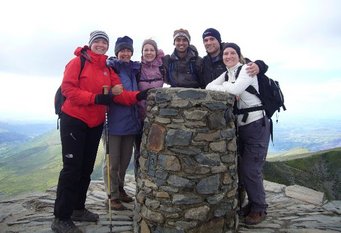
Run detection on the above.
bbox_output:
[114,36,134,56]
[142,39,158,52]
[173,28,191,43]
[223,42,241,58]
[89,30,109,46]
[202,28,221,43]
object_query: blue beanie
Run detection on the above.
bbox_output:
[202,28,221,43]
[115,36,134,56]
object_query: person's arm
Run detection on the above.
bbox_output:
[205,72,227,92]
[109,68,139,105]
[254,60,268,75]
[245,58,268,76]
[222,66,255,95]
[62,57,95,106]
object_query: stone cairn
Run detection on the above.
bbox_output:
[134,88,239,233]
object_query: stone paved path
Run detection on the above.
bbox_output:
[0,176,340,233]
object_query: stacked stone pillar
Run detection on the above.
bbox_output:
[134,88,238,233]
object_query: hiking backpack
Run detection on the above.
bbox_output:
[54,55,86,128]
[226,65,286,140]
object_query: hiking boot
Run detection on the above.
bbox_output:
[71,208,99,222]
[106,199,127,211]
[51,218,82,233]
[119,189,134,203]
[245,211,267,225]
[238,203,251,217]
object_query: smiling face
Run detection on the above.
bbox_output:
[142,44,157,62]
[223,47,239,68]
[117,48,132,62]
[90,38,109,55]
[203,36,220,57]
[174,36,189,53]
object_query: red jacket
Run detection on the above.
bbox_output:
[61,46,138,128]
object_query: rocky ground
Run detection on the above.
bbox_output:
[0,175,340,233]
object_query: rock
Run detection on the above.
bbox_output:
[285,184,325,205]
[0,176,340,233]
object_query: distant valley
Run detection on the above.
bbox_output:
[0,117,340,200]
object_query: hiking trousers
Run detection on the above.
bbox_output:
[54,113,103,220]
[103,135,135,199]
[238,116,270,213]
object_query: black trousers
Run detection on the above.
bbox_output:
[53,113,103,220]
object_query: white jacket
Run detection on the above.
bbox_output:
[206,63,264,126]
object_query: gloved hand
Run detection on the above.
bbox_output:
[136,88,151,101]
[94,94,112,105]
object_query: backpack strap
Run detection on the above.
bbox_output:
[57,55,86,129]
[138,77,163,83]
[137,65,165,84]
[232,65,265,121]
[233,68,273,142]
[79,55,86,79]
[225,65,242,81]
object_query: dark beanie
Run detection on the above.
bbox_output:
[114,36,134,56]
[223,42,241,58]
[202,28,221,43]
[89,30,109,46]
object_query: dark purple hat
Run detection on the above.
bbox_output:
[115,36,134,56]
[202,28,221,43]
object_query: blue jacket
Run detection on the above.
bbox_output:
[107,58,141,135]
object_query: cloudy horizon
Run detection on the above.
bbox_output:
[1,0,340,122]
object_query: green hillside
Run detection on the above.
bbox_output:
[264,147,341,200]
[0,130,105,198]
[1,130,340,201]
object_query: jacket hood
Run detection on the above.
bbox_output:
[74,46,108,66]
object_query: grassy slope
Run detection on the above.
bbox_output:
[0,130,105,196]
[1,130,340,200]
[264,147,341,200]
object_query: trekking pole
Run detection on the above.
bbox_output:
[103,85,113,233]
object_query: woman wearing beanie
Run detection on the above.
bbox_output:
[134,39,165,176]
[103,35,144,211]
[163,28,204,88]
[206,42,270,225]
[201,27,268,87]
[52,31,147,233]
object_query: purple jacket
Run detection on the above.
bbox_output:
[138,49,165,121]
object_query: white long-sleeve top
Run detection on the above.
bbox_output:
[206,63,264,126]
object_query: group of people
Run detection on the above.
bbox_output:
[51,27,271,233]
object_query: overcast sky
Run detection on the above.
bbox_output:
[0,0,340,122]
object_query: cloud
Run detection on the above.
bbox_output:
[1,0,341,121]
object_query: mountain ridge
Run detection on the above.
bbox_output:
[0,123,340,201]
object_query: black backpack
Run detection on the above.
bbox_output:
[226,65,286,140]
[54,55,86,128]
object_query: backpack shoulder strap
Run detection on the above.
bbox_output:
[226,65,243,81]
[78,55,86,79]
[235,65,242,78]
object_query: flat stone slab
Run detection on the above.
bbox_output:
[285,185,325,205]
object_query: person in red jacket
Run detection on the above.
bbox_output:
[52,30,148,233]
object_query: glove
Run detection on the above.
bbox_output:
[136,88,151,101]
[94,94,112,105]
